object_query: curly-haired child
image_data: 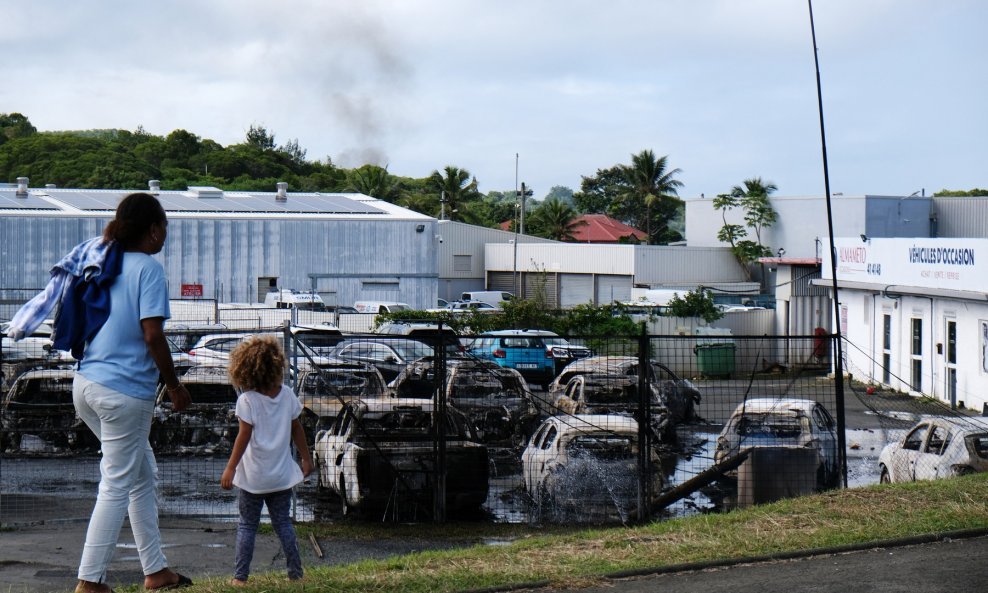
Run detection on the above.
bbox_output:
[221,335,313,585]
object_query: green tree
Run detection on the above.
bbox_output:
[428,165,482,223]
[245,124,276,150]
[527,198,586,241]
[278,138,307,166]
[345,164,403,202]
[934,188,988,197]
[573,166,625,214]
[543,185,575,205]
[0,113,37,146]
[713,177,779,280]
[618,149,684,245]
[474,191,519,230]
[665,288,723,323]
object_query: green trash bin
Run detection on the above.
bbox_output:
[694,343,735,378]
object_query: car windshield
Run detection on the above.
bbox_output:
[582,378,637,403]
[391,341,433,360]
[451,370,525,399]
[296,333,341,352]
[304,371,383,398]
[735,413,805,438]
[183,383,238,405]
[13,377,74,404]
[349,409,470,441]
[566,433,636,459]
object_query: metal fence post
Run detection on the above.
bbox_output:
[433,322,447,522]
[637,323,652,523]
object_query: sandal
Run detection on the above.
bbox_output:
[146,573,193,590]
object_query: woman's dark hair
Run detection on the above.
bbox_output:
[103,193,167,248]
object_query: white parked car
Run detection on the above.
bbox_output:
[2,321,74,361]
[521,414,663,518]
[187,332,277,366]
[714,398,839,489]
[879,416,988,483]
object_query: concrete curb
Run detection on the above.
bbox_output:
[456,527,988,593]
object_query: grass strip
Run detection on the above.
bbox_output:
[128,474,988,593]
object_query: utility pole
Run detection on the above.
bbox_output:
[518,182,533,235]
[513,154,519,297]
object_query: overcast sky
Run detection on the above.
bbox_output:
[2,0,985,199]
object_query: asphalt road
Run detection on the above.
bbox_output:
[549,532,988,593]
[3,520,985,593]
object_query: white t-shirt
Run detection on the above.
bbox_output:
[232,385,304,494]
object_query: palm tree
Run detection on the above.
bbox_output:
[345,165,402,202]
[618,150,683,244]
[428,166,482,222]
[528,198,587,241]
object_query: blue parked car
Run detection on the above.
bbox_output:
[467,329,591,389]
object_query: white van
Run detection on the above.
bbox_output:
[352,301,413,314]
[263,289,327,311]
[460,291,514,307]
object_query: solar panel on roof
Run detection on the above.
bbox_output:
[27,190,386,215]
[52,191,123,211]
[0,191,59,210]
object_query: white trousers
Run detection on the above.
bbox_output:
[73,374,168,582]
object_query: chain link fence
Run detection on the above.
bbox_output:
[3,321,984,528]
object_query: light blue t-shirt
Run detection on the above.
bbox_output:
[78,252,170,399]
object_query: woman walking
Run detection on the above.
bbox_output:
[72,192,193,593]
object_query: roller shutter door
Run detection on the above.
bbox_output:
[595,275,631,305]
[560,274,594,308]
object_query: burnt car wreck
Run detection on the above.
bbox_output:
[295,360,388,445]
[313,399,489,519]
[1,369,95,453]
[548,356,702,426]
[150,366,239,453]
[391,357,540,454]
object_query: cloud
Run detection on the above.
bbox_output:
[0,0,985,199]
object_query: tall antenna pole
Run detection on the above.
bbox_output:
[513,153,519,297]
[808,0,847,487]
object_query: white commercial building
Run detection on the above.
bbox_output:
[821,237,988,413]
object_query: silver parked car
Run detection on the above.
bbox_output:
[879,416,988,483]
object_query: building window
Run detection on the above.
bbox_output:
[911,318,922,392]
[362,280,399,291]
[453,255,471,272]
[882,314,892,384]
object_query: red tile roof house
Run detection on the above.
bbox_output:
[569,214,646,243]
[499,214,645,243]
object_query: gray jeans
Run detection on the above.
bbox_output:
[234,488,302,581]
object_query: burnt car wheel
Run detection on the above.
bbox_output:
[879,466,891,484]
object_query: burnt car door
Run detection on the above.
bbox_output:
[912,422,952,480]
[523,422,559,494]
[890,422,930,482]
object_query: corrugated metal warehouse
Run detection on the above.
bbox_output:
[484,242,753,308]
[0,180,438,310]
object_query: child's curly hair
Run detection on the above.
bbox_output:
[227,334,286,392]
